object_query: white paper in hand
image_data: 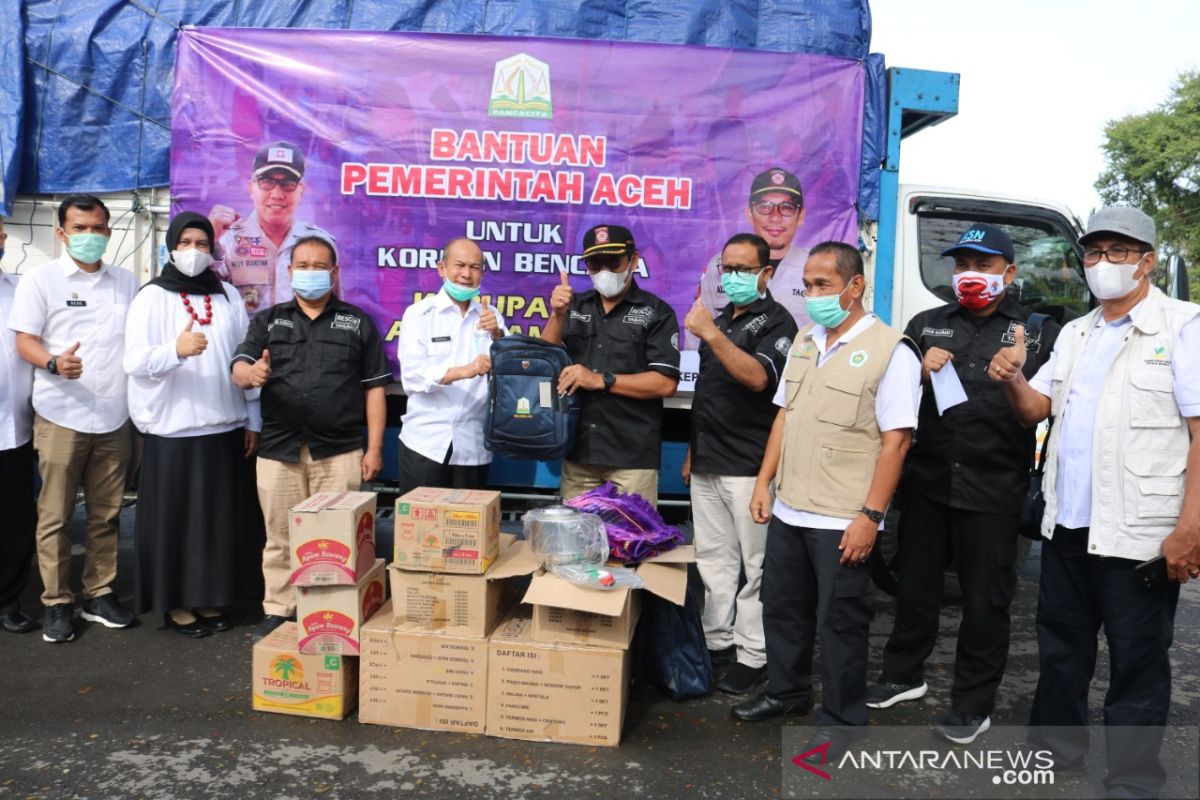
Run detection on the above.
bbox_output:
[930,364,968,415]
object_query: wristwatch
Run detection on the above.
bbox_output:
[602,372,616,392]
[860,506,885,524]
[46,356,59,375]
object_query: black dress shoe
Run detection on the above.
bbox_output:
[798,725,864,763]
[1,606,38,638]
[718,663,767,695]
[163,612,212,639]
[708,646,737,666]
[1,607,38,634]
[731,692,811,722]
[192,608,233,632]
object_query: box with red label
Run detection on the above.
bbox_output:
[393,488,500,574]
[289,491,378,587]
[251,622,358,720]
[296,559,386,656]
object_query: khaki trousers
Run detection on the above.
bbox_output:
[690,472,767,667]
[32,415,133,606]
[257,445,362,616]
[559,460,659,507]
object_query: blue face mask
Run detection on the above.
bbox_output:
[291,269,332,300]
[805,282,853,328]
[720,271,763,307]
[443,279,481,303]
[67,233,109,265]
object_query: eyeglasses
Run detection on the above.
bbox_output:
[719,263,766,276]
[750,201,801,218]
[256,176,300,192]
[1082,245,1149,266]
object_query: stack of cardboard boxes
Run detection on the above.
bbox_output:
[251,485,694,747]
[359,487,693,747]
[359,487,509,733]
[252,491,386,720]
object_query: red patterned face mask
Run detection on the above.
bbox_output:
[953,270,1006,310]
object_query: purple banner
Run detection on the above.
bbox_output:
[171,28,865,376]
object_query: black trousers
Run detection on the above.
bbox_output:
[1029,526,1178,798]
[0,442,37,609]
[397,439,490,498]
[879,491,1018,716]
[761,516,873,727]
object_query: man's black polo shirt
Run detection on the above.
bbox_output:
[691,291,798,476]
[234,297,393,462]
[562,281,681,469]
[903,295,1061,512]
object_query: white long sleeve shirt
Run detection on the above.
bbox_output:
[399,289,506,466]
[0,273,34,449]
[124,281,261,437]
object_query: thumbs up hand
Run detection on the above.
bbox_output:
[478,297,500,338]
[176,318,209,358]
[248,348,272,388]
[551,269,573,318]
[58,341,83,379]
[989,324,1027,382]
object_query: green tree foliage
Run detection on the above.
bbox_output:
[1096,70,1200,296]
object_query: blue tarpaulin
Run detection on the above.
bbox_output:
[4,0,884,218]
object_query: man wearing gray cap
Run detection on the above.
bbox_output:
[991,206,1200,796]
[209,141,336,314]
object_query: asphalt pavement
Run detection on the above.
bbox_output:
[2,501,1199,800]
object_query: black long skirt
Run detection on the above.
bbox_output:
[134,428,264,614]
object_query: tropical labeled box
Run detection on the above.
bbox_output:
[251,622,358,720]
[289,491,378,586]
[296,558,386,656]
[393,488,500,574]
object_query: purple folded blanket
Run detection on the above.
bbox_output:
[564,482,685,563]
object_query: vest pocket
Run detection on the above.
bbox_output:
[815,371,866,427]
[1123,451,1186,524]
[814,445,873,509]
[1129,369,1181,428]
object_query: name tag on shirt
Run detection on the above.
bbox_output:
[66,300,87,307]
[431,335,451,343]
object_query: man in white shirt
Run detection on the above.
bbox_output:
[398,237,506,495]
[992,206,1200,797]
[9,195,139,643]
[730,242,921,765]
[0,218,38,634]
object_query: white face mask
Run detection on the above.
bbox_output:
[171,248,214,278]
[1085,255,1144,301]
[591,267,631,298]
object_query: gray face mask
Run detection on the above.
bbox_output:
[591,267,630,298]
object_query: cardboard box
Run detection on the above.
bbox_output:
[393,488,500,574]
[358,600,489,733]
[289,491,378,586]
[486,612,631,747]
[500,540,694,649]
[297,558,386,655]
[251,622,358,720]
[387,534,523,637]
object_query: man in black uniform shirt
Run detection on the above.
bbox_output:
[543,224,680,506]
[867,223,1060,744]
[683,233,798,694]
[232,236,392,639]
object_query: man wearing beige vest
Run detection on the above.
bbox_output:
[992,206,1200,798]
[731,241,921,762]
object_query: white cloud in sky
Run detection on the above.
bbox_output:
[869,0,1199,221]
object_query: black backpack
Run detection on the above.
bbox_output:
[485,334,579,460]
